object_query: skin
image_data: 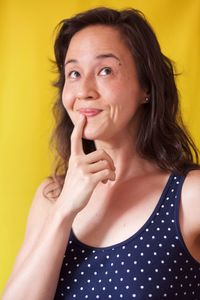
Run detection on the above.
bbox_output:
[63,25,200,260]
[2,25,200,300]
[62,25,146,144]
[63,25,150,183]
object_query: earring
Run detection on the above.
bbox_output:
[144,96,149,103]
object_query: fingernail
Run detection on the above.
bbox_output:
[78,114,84,121]
[102,179,108,184]
[111,172,116,181]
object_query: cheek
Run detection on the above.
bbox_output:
[62,84,75,110]
[107,86,142,122]
[61,86,78,126]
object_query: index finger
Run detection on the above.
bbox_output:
[71,114,86,155]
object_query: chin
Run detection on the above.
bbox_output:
[83,133,98,141]
[83,128,105,141]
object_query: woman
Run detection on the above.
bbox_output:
[2,7,200,300]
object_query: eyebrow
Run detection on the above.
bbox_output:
[65,53,121,66]
[96,53,121,62]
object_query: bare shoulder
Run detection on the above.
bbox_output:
[10,178,62,275]
[181,169,200,233]
[25,177,62,237]
[182,169,200,199]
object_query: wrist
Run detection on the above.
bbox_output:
[51,199,77,227]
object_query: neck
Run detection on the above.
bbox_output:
[94,133,158,184]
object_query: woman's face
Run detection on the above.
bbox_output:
[62,25,147,141]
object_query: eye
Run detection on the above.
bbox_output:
[99,67,112,76]
[68,70,80,79]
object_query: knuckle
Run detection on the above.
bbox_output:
[102,160,109,167]
[98,149,105,156]
[104,169,110,176]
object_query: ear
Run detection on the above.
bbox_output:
[143,95,150,103]
[140,84,150,102]
[141,87,150,104]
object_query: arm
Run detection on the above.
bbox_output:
[2,180,76,300]
[2,115,116,300]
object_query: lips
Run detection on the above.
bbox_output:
[77,108,103,117]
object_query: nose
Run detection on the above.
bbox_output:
[76,75,99,100]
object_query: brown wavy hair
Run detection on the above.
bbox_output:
[44,7,200,199]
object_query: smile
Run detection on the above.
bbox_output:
[77,108,103,117]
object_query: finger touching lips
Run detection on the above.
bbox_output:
[71,114,86,155]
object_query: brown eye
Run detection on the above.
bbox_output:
[99,67,112,76]
[68,70,80,79]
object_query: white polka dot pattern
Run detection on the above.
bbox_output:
[54,174,200,299]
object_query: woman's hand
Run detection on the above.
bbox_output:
[55,114,116,217]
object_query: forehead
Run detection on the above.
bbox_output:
[65,25,130,60]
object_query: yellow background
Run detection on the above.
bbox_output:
[0,0,199,294]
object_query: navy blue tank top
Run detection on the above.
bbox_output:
[54,173,200,299]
